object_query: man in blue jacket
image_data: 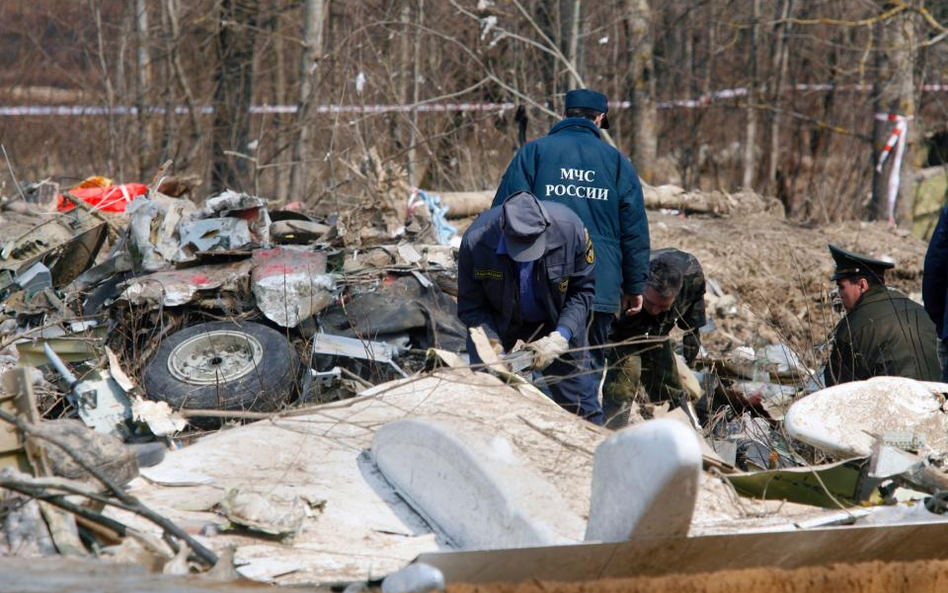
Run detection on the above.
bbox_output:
[923,205,948,381]
[458,191,602,424]
[491,89,650,374]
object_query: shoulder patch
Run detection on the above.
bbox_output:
[474,269,504,280]
[585,229,595,264]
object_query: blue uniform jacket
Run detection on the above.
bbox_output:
[923,205,948,338]
[491,118,650,313]
[457,201,595,348]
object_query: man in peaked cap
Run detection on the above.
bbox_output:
[824,244,940,386]
[458,191,602,424]
[491,88,650,389]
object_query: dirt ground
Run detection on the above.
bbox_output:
[449,559,948,593]
[649,210,929,365]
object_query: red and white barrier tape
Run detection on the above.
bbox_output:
[3,82,948,117]
[875,113,914,225]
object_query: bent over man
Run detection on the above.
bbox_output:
[825,244,940,386]
[458,191,602,424]
[603,248,707,427]
[491,89,650,374]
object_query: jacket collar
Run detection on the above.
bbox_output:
[853,284,899,309]
[549,117,601,138]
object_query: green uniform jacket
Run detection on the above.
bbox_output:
[825,285,940,386]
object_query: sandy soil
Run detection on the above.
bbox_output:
[450,558,948,593]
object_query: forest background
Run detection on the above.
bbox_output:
[2,0,948,231]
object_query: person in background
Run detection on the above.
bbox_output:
[826,244,939,386]
[491,88,650,384]
[602,248,707,427]
[923,205,948,381]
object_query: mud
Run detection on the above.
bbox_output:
[450,558,948,593]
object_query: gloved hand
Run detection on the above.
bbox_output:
[526,331,569,370]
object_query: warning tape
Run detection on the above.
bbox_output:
[874,112,913,224]
[2,83,947,116]
[0,103,518,116]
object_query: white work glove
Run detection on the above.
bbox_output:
[526,331,569,370]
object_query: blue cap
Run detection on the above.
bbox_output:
[501,192,551,262]
[565,89,609,129]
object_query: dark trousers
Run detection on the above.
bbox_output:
[940,339,948,383]
[587,311,615,370]
[466,328,603,426]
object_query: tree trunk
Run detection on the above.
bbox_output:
[565,0,581,89]
[93,5,118,178]
[211,0,259,193]
[767,0,793,194]
[269,0,289,202]
[742,0,760,190]
[133,0,151,179]
[288,0,326,203]
[624,0,657,183]
[871,3,917,225]
[407,0,424,187]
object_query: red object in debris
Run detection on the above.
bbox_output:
[57,183,148,213]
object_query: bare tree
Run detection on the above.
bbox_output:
[133,0,151,179]
[742,0,760,189]
[871,3,917,225]
[211,0,259,193]
[624,0,657,183]
[767,0,793,194]
[288,0,327,203]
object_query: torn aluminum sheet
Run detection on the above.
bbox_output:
[730,380,797,418]
[726,458,875,508]
[203,190,271,247]
[0,368,41,474]
[131,397,187,436]
[785,377,948,458]
[218,488,308,540]
[757,344,809,379]
[0,468,57,556]
[0,208,107,287]
[126,194,199,271]
[270,219,331,244]
[178,218,253,254]
[106,347,136,392]
[119,259,254,308]
[15,262,52,299]
[235,558,306,583]
[14,325,107,367]
[342,244,457,273]
[43,344,131,436]
[251,248,334,327]
[869,441,948,494]
[311,333,407,377]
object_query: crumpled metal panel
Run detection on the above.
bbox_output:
[126,193,200,271]
[205,190,271,247]
[251,248,334,327]
[119,259,254,308]
[178,218,252,253]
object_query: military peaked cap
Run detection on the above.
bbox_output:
[828,244,894,281]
